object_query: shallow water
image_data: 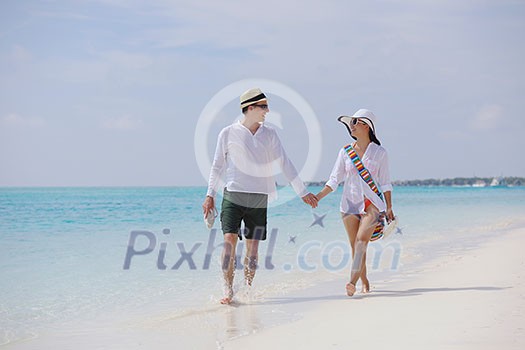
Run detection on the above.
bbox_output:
[1,186,524,345]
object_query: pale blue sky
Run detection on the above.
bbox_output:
[1,0,524,186]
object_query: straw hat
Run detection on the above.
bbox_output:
[240,88,267,109]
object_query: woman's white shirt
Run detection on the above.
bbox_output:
[325,142,393,214]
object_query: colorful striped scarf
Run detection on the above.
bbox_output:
[344,143,385,241]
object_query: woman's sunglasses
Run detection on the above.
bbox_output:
[351,118,367,126]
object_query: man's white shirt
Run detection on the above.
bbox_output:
[207,121,307,202]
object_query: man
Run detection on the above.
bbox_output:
[202,87,318,304]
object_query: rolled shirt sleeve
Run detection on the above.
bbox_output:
[270,130,308,198]
[377,149,393,193]
[325,148,346,191]
[206,129,227,198]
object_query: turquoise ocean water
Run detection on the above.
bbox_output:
[1,186,525,345]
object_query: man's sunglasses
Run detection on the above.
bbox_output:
[254,104,269,110]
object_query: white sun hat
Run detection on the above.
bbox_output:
[338,109,377,133]
[337,108,381,144]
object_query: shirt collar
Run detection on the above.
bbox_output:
[235,120,265,135]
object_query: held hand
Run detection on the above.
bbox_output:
[302,193,319,209]
[386,208,395,223]
[202,196,215,217]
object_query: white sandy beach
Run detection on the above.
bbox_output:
[224,227,525,350]
[5,226,524,350]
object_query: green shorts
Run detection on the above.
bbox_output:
[220,188,268,240]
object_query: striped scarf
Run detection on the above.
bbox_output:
[344,144,385,241]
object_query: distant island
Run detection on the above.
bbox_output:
[391,177,524,187]
[305,176,524,187]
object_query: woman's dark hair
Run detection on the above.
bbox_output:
[344,118,381,145]
[369,129,381,145]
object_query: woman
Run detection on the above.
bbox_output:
[315,109,394,296]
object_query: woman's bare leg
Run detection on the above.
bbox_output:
[360,257,370,293]
[342,213,370,293]
[348,205,380,296]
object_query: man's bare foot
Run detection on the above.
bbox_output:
[346,282,356,297]
[220,288,233,305]
[220,296,232,305]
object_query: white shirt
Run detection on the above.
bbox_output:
[207,121,308,202]
[326,142,393,214]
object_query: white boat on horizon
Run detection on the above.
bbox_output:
[490,177,507,187]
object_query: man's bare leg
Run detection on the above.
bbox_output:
[221,233,238,304]
[244,239,260,286]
